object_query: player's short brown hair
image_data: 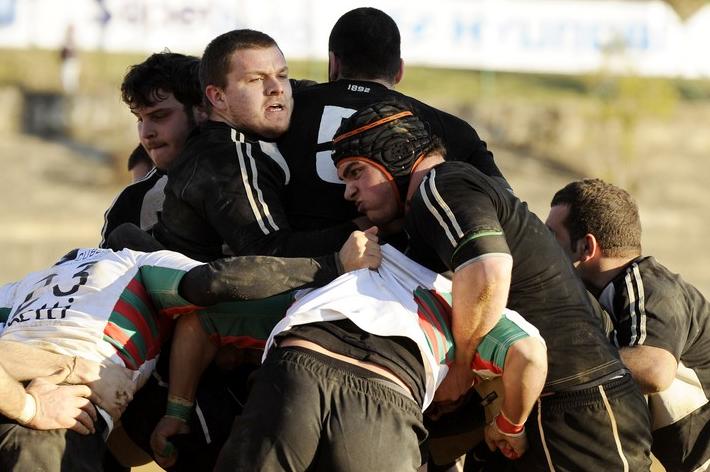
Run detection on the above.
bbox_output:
[200,29,278,92]
[551,178,641,258]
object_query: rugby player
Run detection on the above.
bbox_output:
[547,178,710,472]
[331,101,653,471]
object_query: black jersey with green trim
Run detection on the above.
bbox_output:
[152,121,354,261]
[405,161,624,392]
[277,79,507,231]
[100,168,166,248]
[599,256,710,396]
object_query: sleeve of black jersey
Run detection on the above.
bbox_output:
[179,253,340,306]
[611,271,687,361]
[201,141,355,258]
[105,222,166,253]
[409,168,511,272]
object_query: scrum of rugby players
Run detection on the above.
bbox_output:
[4,6,707,472]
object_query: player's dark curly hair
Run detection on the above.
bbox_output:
[551,179,642,258]
[121,52,202,118]
[329,8,401,83]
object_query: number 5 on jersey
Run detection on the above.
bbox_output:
[315,105,356,184]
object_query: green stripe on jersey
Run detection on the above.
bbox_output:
[140,266,192,310]
[413,287,454,364]
[103,334,139,369]
[108,311,148,362]
[119,287,159,341]
[476,313,530,369]
[452,230,504,261]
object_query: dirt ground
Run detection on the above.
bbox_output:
[0,131,687,471]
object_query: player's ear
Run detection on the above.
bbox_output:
[578,233,599,262]
[328,52,340,82]
[393,59,404,85]
[205,85,226,111]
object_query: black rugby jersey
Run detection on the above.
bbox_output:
[599,256,710,470]
[405,161,624,392]
[277,79,508,231]
[152,121,354,261]
[599,256,710,396]
[100,167,166,248]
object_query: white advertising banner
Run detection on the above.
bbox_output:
[0,0,708,78]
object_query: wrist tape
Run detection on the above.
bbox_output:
[17,392,37,425]
[165,395,193,423]
[494,411,526,437]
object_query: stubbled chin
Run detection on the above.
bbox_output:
[266,114,288,124]
[261,120,290,137]
[151,149,176,168]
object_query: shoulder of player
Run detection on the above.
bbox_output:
[426,160,482,185]
[613,256,693,318]
[642,257,708,311]
[292,80,331,98]
[104,171,164,218]
[111,169,161,200]
[389,91,472,128]
[172,125,253,174]
[409,163,465,206]
[412,162,495,216]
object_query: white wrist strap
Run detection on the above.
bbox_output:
[17,392,37,425]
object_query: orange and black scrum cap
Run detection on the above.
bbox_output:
[332,101,433,179]
[332,101,435,208]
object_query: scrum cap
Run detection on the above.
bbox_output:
[332,101,434,205]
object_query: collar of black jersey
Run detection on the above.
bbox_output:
[334,78,389,92]
[201,120,279,143]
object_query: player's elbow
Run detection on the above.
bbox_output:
[619,346,677,394]
[633,366,675,394]
[508,337,548,379]
[630,368,674,394]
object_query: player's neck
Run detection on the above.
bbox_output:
[405,153,444,204]
[582,255,638,293]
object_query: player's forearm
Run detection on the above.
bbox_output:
[0,340,74,383]
[451,259,511,365]
[500,338,547,425]
[274,223,357,258]
[229,221,356,259]
[168,313,218,402]
[180,254,340,306]
[0,340,120,394]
